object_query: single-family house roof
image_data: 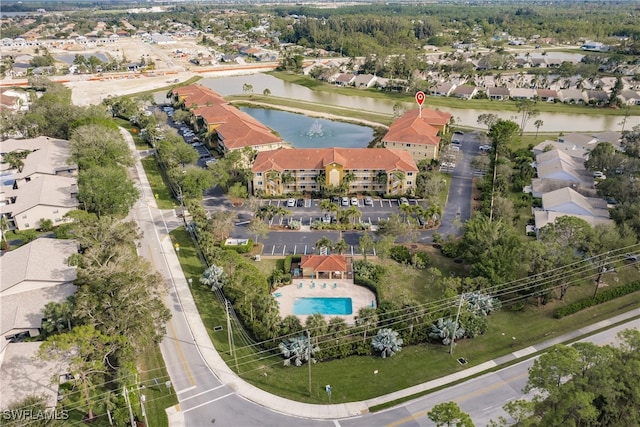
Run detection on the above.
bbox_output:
[0,175,78,218]
[535,149,587,183]
[487,87,510,98]
[0,342,69,409]
[0,238,77,295]
[354,74,377,88]
[532,140,588,161]
[558,133,597,147]
[335,73,355,85]
[541,187,609,217]
[586,90,609,102]
[431,82,456,96]
[452,85,477,98]
[536,89,558,100]
[558,89,587,103]
[0,136,75,178]
[509,88,536,99]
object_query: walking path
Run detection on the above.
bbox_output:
[122,128,640,425]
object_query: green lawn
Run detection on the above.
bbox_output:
[137,344,179,427]
[140,157,177,209]
[168,228,640,404]
[113,117,150,150]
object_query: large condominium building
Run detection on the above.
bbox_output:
[169,84,286,154]
[251,147,418,196]
[382,108,452,162]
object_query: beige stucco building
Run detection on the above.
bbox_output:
[251,147,418,196]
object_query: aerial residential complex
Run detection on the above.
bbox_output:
[169,84,287,154]
[250,147,418,196]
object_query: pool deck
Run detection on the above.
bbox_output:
[273,279,376,325]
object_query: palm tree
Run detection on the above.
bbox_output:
[200,265,226,291]
[263,88,271,96]
[319,199,334,215]
[306,313,328,347]
[279,334,318,367]
[429,318,465,351]
[341,171,356,195]
[279,315,303,336]
[371,328,403,358]
[344,205,362,225]
[334,238,348,255]
[315,236,333,254]
[534,119,544,139]
[356,307,378,344]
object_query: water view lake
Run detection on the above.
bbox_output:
[239,107,374,148]
[199,74,639,133]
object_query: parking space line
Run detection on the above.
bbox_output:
[304,245,308,255]
[293,245,297,254]
[282,245,286,256]
[271,246,275,255]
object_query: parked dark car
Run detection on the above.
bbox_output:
[296,198,305,207]
[331,196,340,204]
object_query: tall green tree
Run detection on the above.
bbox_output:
[427,401,475,427]
[70,124,133,169]
[38,325,124,421]
[78,166,138,218]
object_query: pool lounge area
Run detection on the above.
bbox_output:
[272,279,376,325]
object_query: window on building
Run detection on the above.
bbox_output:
[407,181,412,185]
[407,172,413,176]
[22,214,27,219]
[311,185,316,189]
[258,181,263,185]
[53,209,59,214]
[257,172,262,176]
[24,223,29,228]
[55,218,61,222]
[300,185,306,189]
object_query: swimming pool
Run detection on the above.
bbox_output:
[293,297,353,315]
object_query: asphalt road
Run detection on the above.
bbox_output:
[341,318,639,427]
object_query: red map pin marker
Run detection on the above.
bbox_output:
[415,91,425,106]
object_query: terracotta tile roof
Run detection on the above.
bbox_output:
[210,105,282,149]
[172,84,225,106]
[536,89,558,98]
[300,255,347,272]
[252,147,418,173]
[382,108,450,146]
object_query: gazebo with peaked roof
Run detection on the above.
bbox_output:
[299,255,352,280]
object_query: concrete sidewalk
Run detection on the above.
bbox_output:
[122,128,640,423]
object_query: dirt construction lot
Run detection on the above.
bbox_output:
[1,36,276,106]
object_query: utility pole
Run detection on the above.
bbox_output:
[226,300,233,356]
[450,294,465,355]
[123,385,135,427]
[307,329,312,397]
[225,300,238,372]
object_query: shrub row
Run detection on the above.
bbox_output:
[554,280,640,319]
[220,239,254,253]
[284,255,302,274]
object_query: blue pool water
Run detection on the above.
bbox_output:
[293,297,353,315]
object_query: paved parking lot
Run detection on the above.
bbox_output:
[260,197,422,226]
